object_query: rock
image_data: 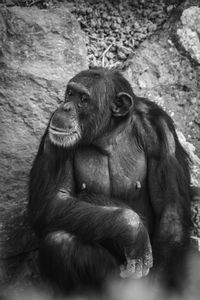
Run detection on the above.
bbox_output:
[5,0,15,6]
[69,0,171,67]
[0,5,87,283]
[138,70,158,89]
[123,0,200,158]
[166,5,174,13]
[190,236,200,251]
[180,6,200,33]
[177,6,200,63]
[147,22,157,32]
[91,19,97,28]
[118,50,127,60]
[190,97,197,104]
[177,131,200,186]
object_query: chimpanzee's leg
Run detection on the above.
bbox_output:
[39,231,118,293]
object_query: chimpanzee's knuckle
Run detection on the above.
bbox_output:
[57,188,70,200]
[46,231,74,245]
[144,251,153,269]
[122,209,141,229]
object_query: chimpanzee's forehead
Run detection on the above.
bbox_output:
[68,78,107,101]
[69,69,105,89]
[67,81,90,96]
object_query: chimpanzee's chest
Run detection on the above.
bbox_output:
[74,145,147,200]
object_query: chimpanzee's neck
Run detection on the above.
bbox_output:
[93,119,133,153]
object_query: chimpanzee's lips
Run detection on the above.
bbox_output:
[49,126,81,148]
[49,127,76,135]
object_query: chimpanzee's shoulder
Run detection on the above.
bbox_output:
[132,97,178,158]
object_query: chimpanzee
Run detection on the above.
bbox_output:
[28,68,192,294]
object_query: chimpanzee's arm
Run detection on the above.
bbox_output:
[28,133,152,269]
[148,154,191,241]
[147,121,191,286]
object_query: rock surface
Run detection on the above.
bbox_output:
[66,0,179,68]
[176,6,200,64]
[0,5,87,283]
[123,0,200,158]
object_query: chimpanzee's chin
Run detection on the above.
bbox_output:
[49,130,81,148]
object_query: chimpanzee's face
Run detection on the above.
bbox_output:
[48,70,134,148]
[48,80,110,148]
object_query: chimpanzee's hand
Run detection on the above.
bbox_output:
[119,209,153,279]
[57,188,70,200]
[120,238,153,279]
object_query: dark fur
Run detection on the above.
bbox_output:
[28,68,192,294]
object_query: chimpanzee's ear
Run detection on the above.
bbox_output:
[111,92,134,117]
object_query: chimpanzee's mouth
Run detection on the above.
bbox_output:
[48,127,81,147]
[49,127,77,136]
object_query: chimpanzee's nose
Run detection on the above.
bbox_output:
[63,102,73,112]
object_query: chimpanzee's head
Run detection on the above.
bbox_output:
[48,68,134,148]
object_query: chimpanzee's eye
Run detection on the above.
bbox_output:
[81,94,89,103]
[67,89,73,96]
